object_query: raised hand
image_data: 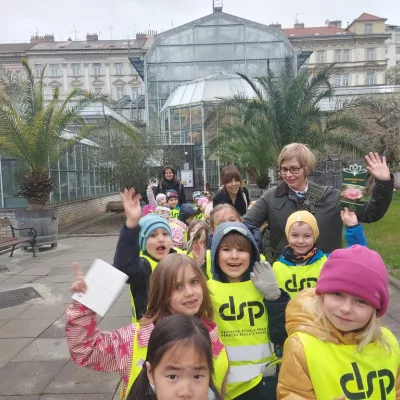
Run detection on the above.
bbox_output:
[250,261,281,301]
[70,262,87,295]
[365,152,390,181]
[341,207,358,227]
[120,188,142,228]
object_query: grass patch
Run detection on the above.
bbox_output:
[363,191,400,278]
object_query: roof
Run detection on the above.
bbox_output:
[283,26,349,38]
[0,42,35,54]
[28,37,154,52]
[355,13,385,21]
[161,72,260,111]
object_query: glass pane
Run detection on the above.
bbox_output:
[60,171,69,201]
[59,151,67,170]
[82,146,89,171]
[83,172,90,197]
[68,172,77,200]
[195,26,218,44]
[219,44,233,60]
[75,145,82,170]
[68,146,75,170]
[90,172,95,195]
[1,159,22,200]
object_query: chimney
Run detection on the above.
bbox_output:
[328,20,342,28]
[30,34,55,44]
[294,22,305,29]
[213,0,223,13]
[269,23,282,30]
[86,33,99,41]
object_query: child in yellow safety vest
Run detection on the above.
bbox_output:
[273,208,367,298]
[209,221,290,399]
[127,315,223,400]
[113,189,203,322]
[166,189,180,219]
[66,253,229,400]
[277,245,400,399]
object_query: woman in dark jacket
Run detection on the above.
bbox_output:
[213,165,249,216]
[243,143,394,261]
[152,165,186,206]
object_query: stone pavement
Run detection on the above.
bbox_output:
[0,237,399,399]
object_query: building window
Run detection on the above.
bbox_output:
[335,75,341,87]
[35,64,43,78]
[94,87,103,95]
[316,50,325,63]
[366,71,374,85]
[116,86,124,100]
[367,48,375,61]
[115,63,123,75]
[343,49,350,62]
[364,23,373,34]
[50,64,59,77]
[72,63,81,77]
[93,63,102,76]
[397,46,400,55]
[342,73,349,87]
[51,88,59,97]
[334,50,341,62]
[131,87,139,100]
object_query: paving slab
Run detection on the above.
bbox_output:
[0,275,41,286]
[0,361,67,395]
[39,315,67,339]
[12,338,70,362]
[98,316,131,331]
[45,361,121,394]
[0,338,34,364]
[105,301,133,317]
[0,396,40,400]
[0,318,54,338]
[0,303,31,320]
[18,266,55,276]
[16,304,66,320]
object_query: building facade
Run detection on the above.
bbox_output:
[282,13,390,87]
[385,24,400,68]
[0,33,154,122]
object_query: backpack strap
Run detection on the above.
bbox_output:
[301,182,325,215]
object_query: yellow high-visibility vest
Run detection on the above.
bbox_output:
[295,328,400,399]
[273,256,327,298]
[208,279,276,398]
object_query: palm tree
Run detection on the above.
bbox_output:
[207,60,369,188]
[0,59,133,209]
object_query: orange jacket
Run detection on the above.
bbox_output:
[277,288,400,400]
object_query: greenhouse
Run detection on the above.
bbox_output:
[144,8,298,187]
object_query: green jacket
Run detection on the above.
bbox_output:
[243,178,394,261]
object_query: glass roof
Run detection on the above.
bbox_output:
[161,72,259,111]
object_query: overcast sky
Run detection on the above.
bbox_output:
[0,0,399,43]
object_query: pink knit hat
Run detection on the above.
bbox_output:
[142,205,156,217]
[316,245,389,317]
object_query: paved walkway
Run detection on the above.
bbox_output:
[0,236,399,399]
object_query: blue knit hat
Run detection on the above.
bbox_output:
[166,189,178,201]
[139,215,172,251]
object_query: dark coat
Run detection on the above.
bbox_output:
[152,181,186,206]
[243,177,394,260]
[113,226,179,320]
[213,187,248,216]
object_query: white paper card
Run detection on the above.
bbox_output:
[72,259,128,317]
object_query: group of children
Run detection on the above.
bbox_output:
[65,186,400,399]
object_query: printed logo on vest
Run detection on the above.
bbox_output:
[340,362,394,399]
[284,274,317,293]
[219,296,264,327]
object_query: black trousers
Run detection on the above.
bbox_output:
[235,376,278,400]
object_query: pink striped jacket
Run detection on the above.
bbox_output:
[65,301,226,399]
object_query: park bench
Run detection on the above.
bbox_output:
[0,218,37,257]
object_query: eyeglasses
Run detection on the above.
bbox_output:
[280,166,302,175]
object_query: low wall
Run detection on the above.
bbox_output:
[0,193,120,237]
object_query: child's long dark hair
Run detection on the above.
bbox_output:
[127,315,222,400]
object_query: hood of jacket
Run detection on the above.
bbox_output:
[178,203,198,222]
[286,288,366,345]
[210,222,260,283]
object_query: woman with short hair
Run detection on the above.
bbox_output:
[212,165,249,216]
[243,143,394,261]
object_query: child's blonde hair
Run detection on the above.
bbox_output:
[209,203,241,231]
[309,294,389,352]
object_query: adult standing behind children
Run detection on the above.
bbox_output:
[243,143,394,260]
[213,165,249,216]
[152,165,186,206]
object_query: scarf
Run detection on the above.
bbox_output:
[281,245,318,264]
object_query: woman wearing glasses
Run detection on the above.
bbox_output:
[243,143,394,262]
